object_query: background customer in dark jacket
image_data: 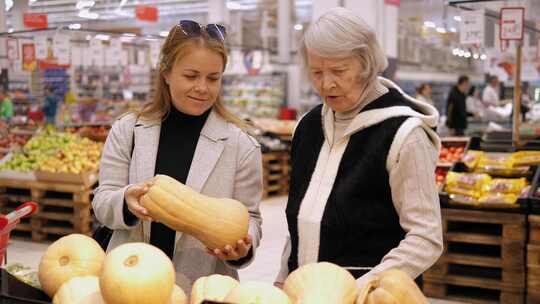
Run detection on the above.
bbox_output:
[446,75,470,136]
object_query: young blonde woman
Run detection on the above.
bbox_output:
[92,21,263,292]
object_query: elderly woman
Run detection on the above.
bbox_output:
[276,7,443,290]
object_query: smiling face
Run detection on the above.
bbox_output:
[307,51,364,113]
[164,44,224,115]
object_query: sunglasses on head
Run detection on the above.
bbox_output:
[177,20,227,42]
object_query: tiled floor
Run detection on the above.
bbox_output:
[7,195,465,303]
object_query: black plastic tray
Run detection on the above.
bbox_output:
[0,269,50,304]
[439,162,536,214]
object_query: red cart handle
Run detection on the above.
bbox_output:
[0,201,39,231]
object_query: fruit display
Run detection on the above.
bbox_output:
[224,282,291,304]
[356,269,429,304]
[99,242,176,304]
[0,128,102,173]
[435,167,449,188]
[439,145,465,164]
[140,174,249,250]
[53,276,105,304]
[0,133,32,149]
[38,234,106,298]
[191,274,239,304]
[65,125,110,142]
[283,262,358,304]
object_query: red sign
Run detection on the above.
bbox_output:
[22,44,36,71]
[136,5,158,22]
[23,13,48,29]
[385,0,400,6]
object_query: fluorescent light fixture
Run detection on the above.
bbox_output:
[68,23,82,30]
[227,2,248,10]
[436,27,447,34]
[5,0,13,11]
[78,9,99,19]
[159,31,169,37]
[480,54,487,60]
[450,27,457,33]
[8,28,13,33]
[95,34,110,41]
[454,16,462,22]
[458,49,464,57]
[464,52,471,58]
[452,48,459,56]
[29,0,38,4]
[86,35,92,40]
[473,53,479,59]
[294,24,303,31]
[121,36,134,43]
[423,21,436,28]
[76,0,95,10]
[123,33,136,37]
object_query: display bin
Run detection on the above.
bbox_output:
[34,170,98,188]
[0,268,49,304]
[439,162,536,214]
[528,167,540,215]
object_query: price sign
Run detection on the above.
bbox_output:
[500,7,524,41]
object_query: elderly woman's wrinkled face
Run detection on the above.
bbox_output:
[307,52,363,113]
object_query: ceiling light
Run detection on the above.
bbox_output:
[473,53,479,59]
[227,2,248,10]
[454,16,462,22]
[8,28,13,33]
[436,27,447,34]
[480,54,487,60]
[29,0,38,4]
[294,24,303,31]
[68,23,82,30]
[423,21,436,28]
[120,36,134,43]
[452,48,459,56]
[123,33,136,37]
[76,0,95,10]
[450,27,457,33]
[464,52,471,58]
[159,31,169,37]
[5,0,13,11]
[95,34,110,41]
[85,35,92,40]
[78,9,99,19]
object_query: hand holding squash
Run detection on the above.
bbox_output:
[125,180,154,221]
[206,235,252,261]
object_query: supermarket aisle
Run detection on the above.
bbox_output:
[8,195,463,303]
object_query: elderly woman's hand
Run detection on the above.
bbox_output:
[206,235,252,261]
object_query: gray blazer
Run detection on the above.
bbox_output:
[92,110,263,293]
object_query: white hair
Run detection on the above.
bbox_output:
[300,7,388,82]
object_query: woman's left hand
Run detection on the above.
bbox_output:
[206,235,252,261]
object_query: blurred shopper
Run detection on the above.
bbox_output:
[43,87,58,125]
[482,75,501,107]
[92,21,262,292]
[466,86,482,118]
[0,89,13,123]
[519,82,532,122]
[446,76,470,136]
[275,7,442,294]
[416,83,434,106]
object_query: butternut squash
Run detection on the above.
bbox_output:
[283,262,358,304]
[140,175,249,250]
[191,274,239,304]
[356,269,428,304]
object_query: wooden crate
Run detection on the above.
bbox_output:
[529,215,540,303]
[424,208,526,304]
[0,178,95,242]
[262,151,290,198]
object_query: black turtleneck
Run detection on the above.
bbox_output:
[150,107,210,259]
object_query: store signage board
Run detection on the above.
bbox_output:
[22,43,37,71]
[384,0,400,6]
[53,34,71,65]
[6,38,19,60]
[71,47,82,66]
[34,36,48,60]
[500,7,524,41]
[90,39,104,67]
[23,13,48,29]
[460,9,485,45]
[136,5,158,22]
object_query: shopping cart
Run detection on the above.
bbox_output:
[0,202,38,266]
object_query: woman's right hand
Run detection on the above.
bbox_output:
[124,181,154,221]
